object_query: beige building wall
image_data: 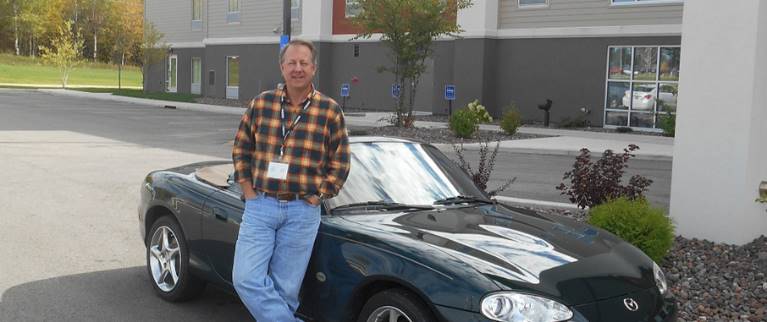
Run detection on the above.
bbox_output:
[499,0,683,29]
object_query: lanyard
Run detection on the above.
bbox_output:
[279,91,313,157]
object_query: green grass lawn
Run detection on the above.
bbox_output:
[0,53,142,88]
[75,88,201,103]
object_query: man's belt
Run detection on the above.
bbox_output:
[260,190,306,201]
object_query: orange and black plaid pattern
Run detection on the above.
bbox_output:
[232,85,351,198]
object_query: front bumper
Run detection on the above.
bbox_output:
[433,291,676,322]
[571,290,677,322]
[434,304,492,322]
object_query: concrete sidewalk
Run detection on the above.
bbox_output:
[35,88,674,160]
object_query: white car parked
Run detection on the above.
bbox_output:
[623,84,677,110]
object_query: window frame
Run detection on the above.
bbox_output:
[291,0,301,21]
[610,0,683,6]
[603,45,681,131]
[167,54,178,93]
[227,0,240,24]
[191,57,202,95]
[226,56,240,99]
[191,0,203,30]
[518,0,549,9]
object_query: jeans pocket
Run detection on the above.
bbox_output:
[302,199,319,208]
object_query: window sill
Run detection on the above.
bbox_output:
[610,1,683,8]
[518,4,549,10]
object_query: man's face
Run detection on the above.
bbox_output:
[280,44,316,91]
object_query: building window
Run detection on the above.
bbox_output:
[519,0,548,7]
[167,55,178,93]
[227,0,240,23]
[611,0,683,5]
[353,44,360,57]
[604,46,680,129]
[226,56,240,99]
[192,0,203,30]
[346,0,361,18]
[191,57,201,95]
[291,0,301,20]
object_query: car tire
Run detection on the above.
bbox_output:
[357,288,436,322]
[146,215,206,302]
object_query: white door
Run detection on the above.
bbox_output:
[191,57,201,95]
[226,56,239,99]
[167,55,178,93]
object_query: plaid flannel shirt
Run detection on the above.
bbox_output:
[232,85,351,198]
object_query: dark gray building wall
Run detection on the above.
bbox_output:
[429,41,455,115]
[320,41,436,112]
[145,35,681,126]
[204,44,283,100]
[452,39,496,115]
[494,36,681,124]
[170,48,204,95]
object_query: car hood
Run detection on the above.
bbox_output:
[339,204,656,305]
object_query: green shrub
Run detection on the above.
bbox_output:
[449,108,479,138]
[500,107,522,135]
[658,112,675,137]
[558,116,589,128]
[588,197,675,262]
[466,99,493,123]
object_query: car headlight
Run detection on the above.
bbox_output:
[480,292,573,322]
[653,261,668,295]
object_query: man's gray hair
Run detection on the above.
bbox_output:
[279,39,318,66]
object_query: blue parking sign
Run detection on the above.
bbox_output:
[341,83,350,97]
[280,35,290,50]
[444,85,456,101]
[391,83,401,98]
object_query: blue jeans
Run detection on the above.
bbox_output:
[232,193,321,322]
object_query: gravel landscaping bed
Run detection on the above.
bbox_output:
[507,204,767,322]
[414,114,667,137]
[353,125,551,144]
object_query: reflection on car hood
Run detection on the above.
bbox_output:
[340,204,656,305]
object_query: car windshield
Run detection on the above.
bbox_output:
[325,141,488,211]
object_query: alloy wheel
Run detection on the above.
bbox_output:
[366,306,413,322]
[148,226,181,292]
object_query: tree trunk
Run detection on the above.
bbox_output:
[13,6,19,56]
[93,33,98,61]
[119,52,124,90]
[408,78,419,125]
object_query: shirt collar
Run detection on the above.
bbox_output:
[280,83,316,105]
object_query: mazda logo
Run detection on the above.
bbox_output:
[623,298,639,311]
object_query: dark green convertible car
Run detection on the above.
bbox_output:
[138,137,677,322]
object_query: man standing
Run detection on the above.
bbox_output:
[231,39,350,322]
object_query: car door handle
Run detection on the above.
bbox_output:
[214,212,227,221]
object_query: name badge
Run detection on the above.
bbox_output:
[267,161,289,180]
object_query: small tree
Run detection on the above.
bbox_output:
[352,0,472,127]
[140,21,169,91]
[39,20,84,88]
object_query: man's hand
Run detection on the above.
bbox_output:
[304,194,321,206]
[240,182,258,200]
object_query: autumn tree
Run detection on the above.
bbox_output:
[352,0,472,127]
[39,20,84,88]
[140,22,169,91]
